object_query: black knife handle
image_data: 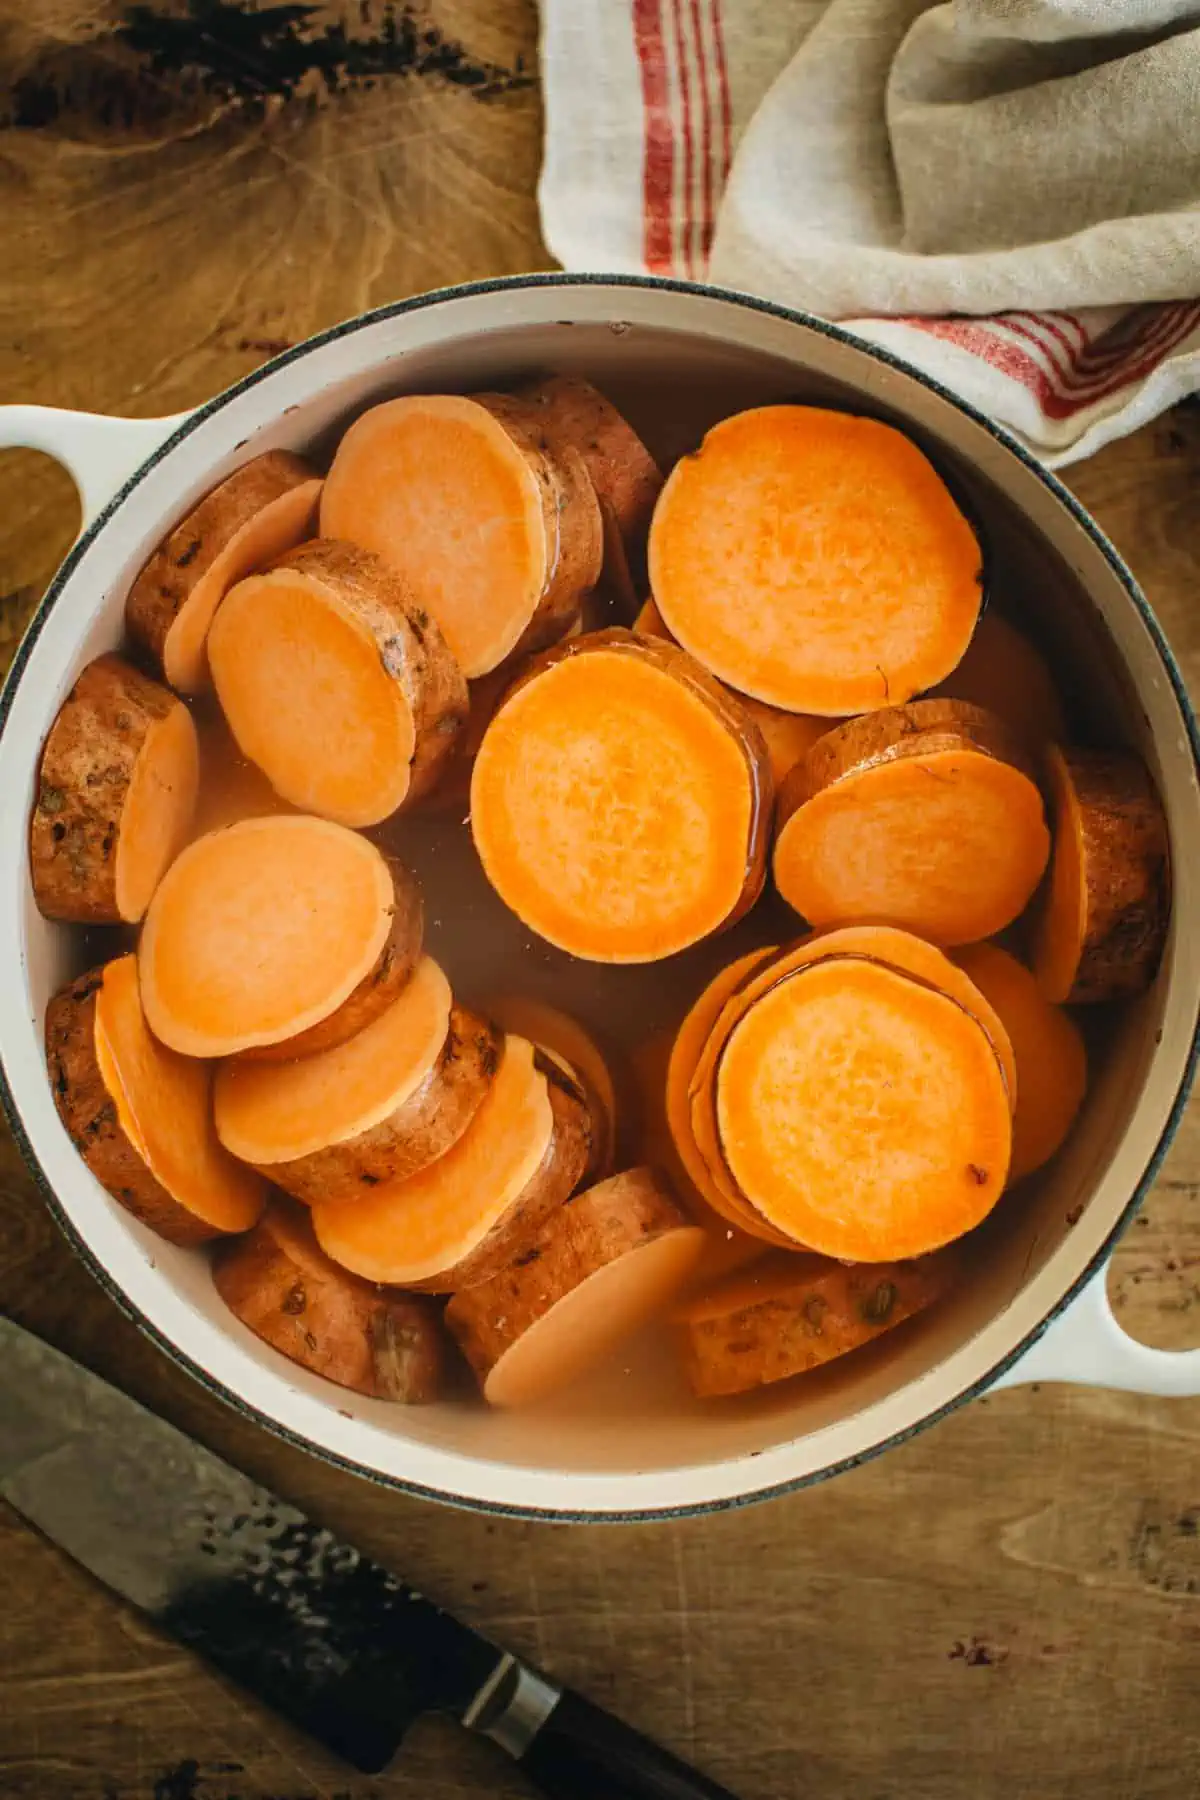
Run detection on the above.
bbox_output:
[516,1686,742,1800]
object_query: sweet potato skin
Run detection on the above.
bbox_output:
[213,1201,445,1401]
[472,393,604,663]
[402,1055,595,1294]
[446,1167,693,1387]
[677,1250,958,1398]
[234,855,424,1064]
[266,539,469,808]
[45,966,219,1246]
[31,654,196,924]
[258,1006,502,1204]
[1036,747,1169,1003]
[126,451,319,680]
[515,374,661,611]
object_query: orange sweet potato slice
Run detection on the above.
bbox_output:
[139,815,399,1058]
[1032,746,1169,1004]
[320,393,602,678]
[471,629,772,962]
[933,611,1066,747]
[675,1249,959,1398]
[214,958,500,1201]
[446,1168,705,1407]
[45,956,265,1246]
[517,375,662,613]
[635,597,829,786]
[955,943,1086,1181]
[707,955,1011,1260]
[235,856,423,1064]
[649,405,984,715]
[773,699,1050,945]
[664,947,794,1246]
[313,1036,593,1292]
[208,539,467,827]
[214,1200,444,1401]
[481,995,617,1181]
[31,654,199,924]
[126,451,321,693]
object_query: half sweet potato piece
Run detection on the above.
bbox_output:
[471,629,772,962]
[46,956,265,1246]
[31,654,199,924]
[126,451,322,693]
[214,1200,445,1401]
[208,539,468,827]
[516,374,662,612]
[955,943,1086,1180]
[649,405,984,715]
[773,699,1050,945]
[446,1168,705,1408]
[312,1036,593,1292]
[1032,746,1169,1003]
[675,1249,959,1398]
[320,393,602,678]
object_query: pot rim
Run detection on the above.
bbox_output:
[3,270,1197,1522]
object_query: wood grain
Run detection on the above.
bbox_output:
[1,6,1198,1796]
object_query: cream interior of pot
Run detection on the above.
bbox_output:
[8,294,1197,1492]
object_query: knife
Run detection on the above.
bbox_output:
[0,1316,739,1798]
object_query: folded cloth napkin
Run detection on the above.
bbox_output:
[539,0,1200,464]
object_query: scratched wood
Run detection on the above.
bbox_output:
[0,5,1198,1798]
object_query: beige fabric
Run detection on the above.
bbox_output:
[539,0,1200,462]
[709,0,1200,317]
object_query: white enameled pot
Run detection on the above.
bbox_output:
[2,275,1198,1521]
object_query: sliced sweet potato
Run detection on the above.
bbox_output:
[126,451,321,693]
[208,539,468,827]
[31,654,199,924]
[45,956,265,1246]
[933,611,1066,747]
[213,1200,444,1401]
[446,1168,705,1407]
[471,629,772,962]
[708,955,1011,1260]
[675,1249,959,1398]
[313,1037,593,1292]
[774,699,1050,945]
[1032,746,1169,1004]
[217,975,501,1206]
[320,393,602,678]
[663,948,794,1246]
[517,374,662,612]
[635,598,829,786]
[140,815,399,1058]
[956,943,1086,1180]
[691,925,1018,1124]
[236,856,423,1064]
[481,995,617,1180]
[649,405,984,715]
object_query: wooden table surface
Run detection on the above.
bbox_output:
[1,5,1198,1797]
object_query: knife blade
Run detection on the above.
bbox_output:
[0,1317,740,1799]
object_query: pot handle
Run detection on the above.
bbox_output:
[0,405,190,530]
[991,1265,1200,1395]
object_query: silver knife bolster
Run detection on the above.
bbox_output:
[462,1650,561,1759]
